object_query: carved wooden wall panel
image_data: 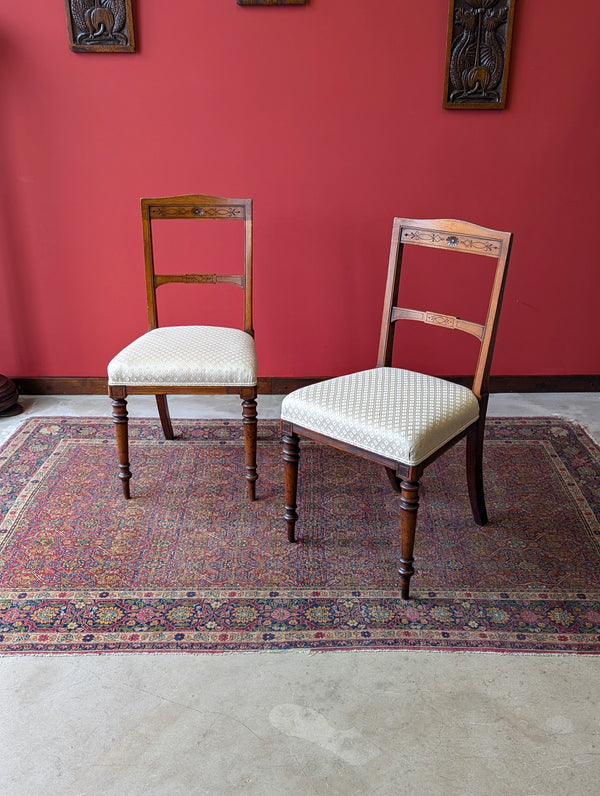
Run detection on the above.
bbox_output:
[443,0,516,109]
[64,0,136,53]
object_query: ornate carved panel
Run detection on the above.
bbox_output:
[443,0,516,109]
[400,227,503,257]
[149,205,247,220]
[64,0,136,53]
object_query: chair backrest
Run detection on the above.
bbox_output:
[140,195,253,335]
[377,218,513,399]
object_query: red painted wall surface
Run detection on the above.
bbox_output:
[1,1,599,380]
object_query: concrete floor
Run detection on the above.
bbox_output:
[0,393,599,795]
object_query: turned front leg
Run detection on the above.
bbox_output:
[398,477,419,599]
[282,431,300,543]
[111,394,132,499]
[241,393,258,501]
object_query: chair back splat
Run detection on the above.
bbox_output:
[142,195,253,336]
[107,195,257,502]
[281,217,513,599]
[377,218,512,399]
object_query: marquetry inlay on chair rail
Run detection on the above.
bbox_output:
[149,205,247,219]
[154,274,245,288]
[390,307,485,340]
[400,226,503,257]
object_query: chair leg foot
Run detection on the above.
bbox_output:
[283,431,300,543]
[398,477,419,599]
[242,394,258,501]
[400,573,412,601]
[111,395,132,499]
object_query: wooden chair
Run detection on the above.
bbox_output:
[281,218,513,599]
[107,195,257,500]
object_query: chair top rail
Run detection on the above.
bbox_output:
[396,218,509,259]
[143,196,251,221]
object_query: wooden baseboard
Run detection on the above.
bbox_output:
[11,374,600,396]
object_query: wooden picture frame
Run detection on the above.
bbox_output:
[443,0,516,110]
[237,1,306,5]
[64,0,136,53]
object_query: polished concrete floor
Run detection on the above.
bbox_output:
[0,393,599,795]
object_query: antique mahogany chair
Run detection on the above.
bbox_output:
[281,218,513,599]
[107,195,257,500]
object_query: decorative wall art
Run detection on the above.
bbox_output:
[443,0,515,109]
[64,0,136,53]
[237,1,306,5]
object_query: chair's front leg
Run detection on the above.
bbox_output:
[241,389,258,501]
[282,429,300,543]
[398,477,419,599]
[110,390,132,499]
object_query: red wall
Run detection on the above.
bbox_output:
[1,1,599,380]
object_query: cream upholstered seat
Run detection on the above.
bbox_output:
[281,367,480,466]
[108,195,257,502]
[281,217,513,600]
[108,326,257,388]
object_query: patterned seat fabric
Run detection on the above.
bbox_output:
[281,367,480,466]
[107,326,257,387]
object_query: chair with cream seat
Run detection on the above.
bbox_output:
[281,217,513,599]
[108,194,257,500]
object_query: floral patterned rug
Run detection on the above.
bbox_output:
[0,416,598,655]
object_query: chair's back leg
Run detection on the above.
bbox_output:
[466,409,489,526]
[241,389,258,501]
[110,392,132,499]
[398,477,419,599]
[282,431,300,542]
[466,426,488,525]
[156,395,174,440]
[384,466,401,493]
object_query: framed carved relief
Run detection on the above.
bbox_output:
[64,0,136,53]
[443,0,516,109]
[237,1,306,5]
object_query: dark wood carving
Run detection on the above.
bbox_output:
[443,0,516,109]
[64,0,136,53]
[237,1,306,5]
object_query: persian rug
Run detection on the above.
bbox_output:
[0,416,598,655]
